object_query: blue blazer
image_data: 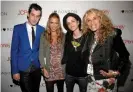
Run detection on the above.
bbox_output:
[11,22,45,74]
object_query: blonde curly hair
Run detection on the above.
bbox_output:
[82,8,114,44]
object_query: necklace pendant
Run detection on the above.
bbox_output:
[74,46,77,51]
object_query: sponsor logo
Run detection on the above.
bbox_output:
[0,43,11,48]
[114,25,125,30]
[121,10,133,13]
[18,9,28,15]
[1,72,11,76]
[1,28,13,31]
[124,40,133,44]
[1,12,8,16]
[8,84,19,88]
[53,9,77,14]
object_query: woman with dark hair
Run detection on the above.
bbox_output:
[39,12,65,92]
[62,13,89,92]
[83,8,130,92]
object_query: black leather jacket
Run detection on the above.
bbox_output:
[82,28,130,81]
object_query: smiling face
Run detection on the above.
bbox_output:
[86,12,101,32]
[66,16,79,32]
[49,17,59,32]
[27,8,41,26]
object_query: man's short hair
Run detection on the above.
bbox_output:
[28,3,42,17]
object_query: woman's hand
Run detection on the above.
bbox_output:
[108,78,116,85]
[100,70,120,77]
[42,68,49,78]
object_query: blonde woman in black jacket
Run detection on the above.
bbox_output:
[83,8,130,92]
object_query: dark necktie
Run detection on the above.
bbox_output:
[32,27,35,46]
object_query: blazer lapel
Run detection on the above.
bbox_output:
[93,43,102,53]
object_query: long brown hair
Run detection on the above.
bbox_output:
[83,8,114,44]
[44,12,63,44]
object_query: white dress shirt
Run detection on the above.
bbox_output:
[26,22,36,49]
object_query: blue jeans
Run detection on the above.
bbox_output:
[65,74,88,92]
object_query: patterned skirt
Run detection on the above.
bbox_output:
[87,76,117,92]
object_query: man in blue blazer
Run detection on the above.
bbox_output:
[11,3,44,92]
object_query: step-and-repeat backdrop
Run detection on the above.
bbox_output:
[1,1,133,92]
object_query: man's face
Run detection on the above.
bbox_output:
[27,8,41,26]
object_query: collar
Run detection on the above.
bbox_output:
[26,22,36,32]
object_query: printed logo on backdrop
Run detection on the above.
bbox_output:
[53,9,77,14]
[124,40,133,44]
[53,9,109,14]
[114,25,125,30]
[8,84,19,88]
[1,12,8,16]
[1,28,13,31]
[0,43,11,48]
[1,72,11,76]
[18,9,28,15]
[121,10,133,13]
